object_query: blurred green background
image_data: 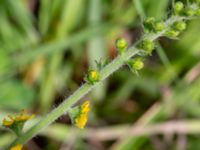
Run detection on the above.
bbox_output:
[1,0,200,149]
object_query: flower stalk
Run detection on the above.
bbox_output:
[8,10,199,150]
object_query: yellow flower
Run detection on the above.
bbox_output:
[81,101,90,113]
[15,110,34,121]
[74,101,90,129]
[75,114,88,129]
[2,118,14,126]
[2,110,34,127]
[91,71,97,79]
[10,144,23,150]
[90,70,98,80]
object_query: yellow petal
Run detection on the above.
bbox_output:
[10,144,23,150]
[2,110,34,127]
[15,110,34,121]
[2,118,14,127]
[75,114,88,129]
[81,101,90,113]
[90,71,98,80]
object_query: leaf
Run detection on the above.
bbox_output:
[0,80,35,110]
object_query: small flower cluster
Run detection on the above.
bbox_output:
[166,0,200,37]
[115,38,144,74]
[114,1,200,75]
[69,101,90,129]
[84,1,199,83]
[2,110,34,127]
[74,101,90,129]
[174,0,200,16]
[2,110,34,136]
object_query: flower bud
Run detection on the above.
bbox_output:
[153,22,165,32]
[139,39,155,55]
[85,70,100,84]
[185,7,196,16]
[115,38,128,54]
[174,2,184,14]
[128,58,144,71]
[173,21,187,31]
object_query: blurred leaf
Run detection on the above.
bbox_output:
[133,0,146,18]
[145,0,169,19]
[176,20,200,55]
[0,80,35,110]
[6,0,38,43]
[0,49,10,73]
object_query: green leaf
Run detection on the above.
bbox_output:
[0,80,35,110]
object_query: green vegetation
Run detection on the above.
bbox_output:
[1,0,200,150]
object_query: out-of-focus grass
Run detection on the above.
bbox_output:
[0,0,200,149]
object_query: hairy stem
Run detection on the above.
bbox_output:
[9,15,192,148]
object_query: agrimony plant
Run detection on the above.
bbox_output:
[2,1,200,149]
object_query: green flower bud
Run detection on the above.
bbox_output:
[85,70,100,84]
[139,39,155,54]
[173,21,187,31]
[115,38,128,54]
[153,21,165,32]
[185,7,196,16]
[174,2,184,14]
[164,29,180,38]
[128,58,144,71]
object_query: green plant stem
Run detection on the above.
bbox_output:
[9,15,192,148]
